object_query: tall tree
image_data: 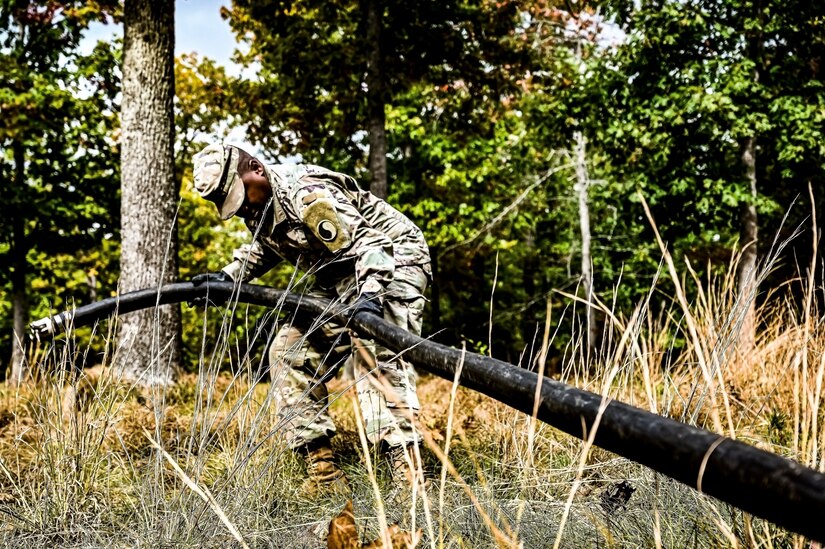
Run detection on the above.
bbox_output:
[118,0,180,384]
[224,0,524,174]
[0,0,119,383]
[595,0,825,352]
[518,6,638,357]
[365,0,387,198]
[736,0,764,351]
[574,131,597,359]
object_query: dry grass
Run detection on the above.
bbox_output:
[1,243,823,548]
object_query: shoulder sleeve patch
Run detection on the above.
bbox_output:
[302,192,318,205]
[302,197,352,253]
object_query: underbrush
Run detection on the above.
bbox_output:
[1,247,823,548]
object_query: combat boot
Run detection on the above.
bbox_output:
[301,437,350,496]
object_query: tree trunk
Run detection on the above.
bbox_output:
[118,0,180,385]
[365,0,388,199]
[738,135,758,352]
[9,142,28,385]
[430,249,441,333]
[521,231,538,351]
[574,131,598,361]
[737,0,763,356]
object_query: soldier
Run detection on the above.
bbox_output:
[190,143,431,494]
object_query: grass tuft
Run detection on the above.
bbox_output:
[2,246,823,548]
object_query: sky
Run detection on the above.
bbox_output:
[81,0,240,72]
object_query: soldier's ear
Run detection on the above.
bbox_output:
[246,157,264,175]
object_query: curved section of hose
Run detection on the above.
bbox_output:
[30,281,825,542]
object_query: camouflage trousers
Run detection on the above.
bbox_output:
[269,265,428,450]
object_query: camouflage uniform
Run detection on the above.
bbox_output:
[220,163,430,450]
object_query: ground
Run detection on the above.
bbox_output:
[0,357,806,548]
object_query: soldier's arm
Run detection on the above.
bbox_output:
[221,239,282,282]
[293,179,395,299]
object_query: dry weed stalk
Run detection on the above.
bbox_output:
[5,207,825,548]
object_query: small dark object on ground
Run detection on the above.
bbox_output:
[600,480,636,514]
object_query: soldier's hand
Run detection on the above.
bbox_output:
[189,271,232,307]
[29,316,56,342]
[349,292,383,320]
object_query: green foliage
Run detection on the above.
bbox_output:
[386,79,561,356]
[0,1,120,370]
[595,0,825,272]
[7,0,825,371]
[223,0,528,172]
[173,53,241,169]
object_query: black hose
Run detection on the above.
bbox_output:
[32,281,825,542]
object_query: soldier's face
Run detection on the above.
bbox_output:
[237,159,272,219]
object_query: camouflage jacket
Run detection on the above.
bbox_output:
[221,164,431,298]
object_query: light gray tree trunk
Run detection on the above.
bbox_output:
[738,135,758,351]
[574,131,598,360]
[9,142,28,385]
[118,0,180,385]
[365,0,388,199]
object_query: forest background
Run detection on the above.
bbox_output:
[1,0,824,380]
[2,0,825,546]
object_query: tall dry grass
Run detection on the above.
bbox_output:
[1,231,824,548]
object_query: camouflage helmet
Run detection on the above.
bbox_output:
[192,144,245,220]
